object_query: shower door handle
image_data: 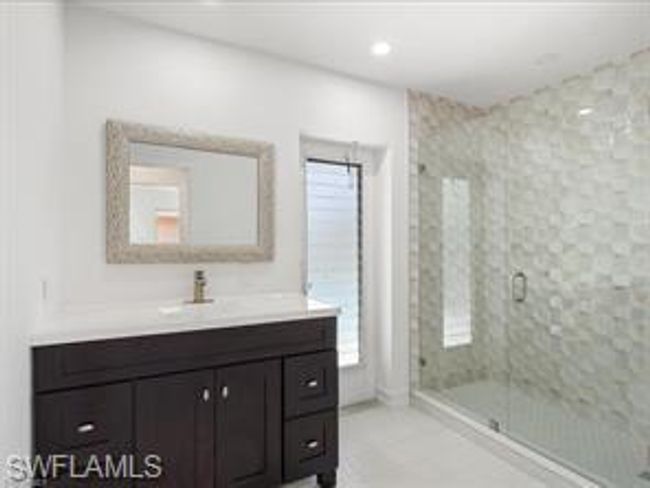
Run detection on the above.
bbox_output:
[512,271,527,303]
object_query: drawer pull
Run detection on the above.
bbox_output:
[77,423,96,434]
[221,386,229,399]
[306,379,319,389]
[202,388,211,402]
[306,440,319,450]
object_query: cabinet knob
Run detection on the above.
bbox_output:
[306,440,319,450]
[306,379,319,389]
[221,386,229,399]
[202,388,211,402]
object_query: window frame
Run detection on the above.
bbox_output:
[303,156,364,368]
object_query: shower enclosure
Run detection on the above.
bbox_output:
[410,50,649,487]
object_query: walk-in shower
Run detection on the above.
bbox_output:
[410,49,649,487]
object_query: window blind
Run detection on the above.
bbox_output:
[306,160,362,366]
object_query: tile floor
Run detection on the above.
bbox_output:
[286,403,548,488]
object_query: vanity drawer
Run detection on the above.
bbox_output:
[35,383,132,453]
[33,318,337,392]
[284,351,338,418]
[283,411,338,482]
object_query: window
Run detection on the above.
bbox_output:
[306,159,362,366]
[442,177,472,348]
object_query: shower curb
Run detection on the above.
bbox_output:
[411,391,606,488]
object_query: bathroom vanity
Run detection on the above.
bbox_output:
[31,296,339,487]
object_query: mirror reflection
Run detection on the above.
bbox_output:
[128,142,259,246]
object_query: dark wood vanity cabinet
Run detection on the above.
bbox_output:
[215,361,281,488]
[135,370,215,488]
[282,351,338,485]
[33,317,338,488]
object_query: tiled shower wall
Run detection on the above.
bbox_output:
[408,93,509,393]
[410,49,650,441]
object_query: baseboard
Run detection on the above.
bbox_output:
[412,391,606,488]
[377,386,410,407]
[340,384,376,407]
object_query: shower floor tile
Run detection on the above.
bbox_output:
[437,380,648,488]
[285,402,546,488]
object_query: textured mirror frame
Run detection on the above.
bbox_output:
[106,120,274,263]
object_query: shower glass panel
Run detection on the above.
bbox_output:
[413,49,650,487]
[416,104,511,429]
[503,56,650,488]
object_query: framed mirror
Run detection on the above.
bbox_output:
[106,120,274,263]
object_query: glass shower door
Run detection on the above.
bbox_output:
[502,65,650,487]
[413,51,650,487]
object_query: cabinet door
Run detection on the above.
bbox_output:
[135,370,214,488]
[215,360,281,488]
[35,383,133,487]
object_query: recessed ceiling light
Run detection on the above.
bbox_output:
[578,107,594,116]
[371,41,392,57]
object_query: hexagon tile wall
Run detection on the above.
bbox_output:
[410,48,649,483]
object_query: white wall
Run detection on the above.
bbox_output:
[61,7,410,404]
[0,1,64,458]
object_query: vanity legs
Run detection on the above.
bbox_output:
[317,470,337,487]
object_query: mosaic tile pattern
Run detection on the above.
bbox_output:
[410,49,650,484]
[408,93,492,391]
[501,50,650,445]
[409,93,510,392]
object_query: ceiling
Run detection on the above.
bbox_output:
[80,1,650,107]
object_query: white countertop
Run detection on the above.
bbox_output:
[31,293,339,347]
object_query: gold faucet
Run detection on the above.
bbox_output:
[189,270,213,304]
